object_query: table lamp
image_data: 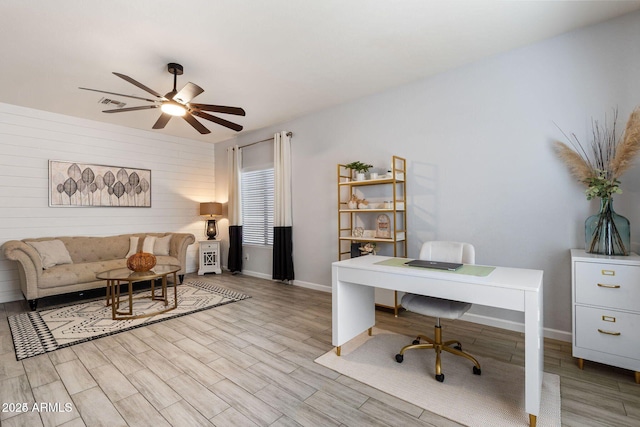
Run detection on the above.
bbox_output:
[200,202,222,240]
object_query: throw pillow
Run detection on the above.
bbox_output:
[154,234,172,256]
[142,236,156,253]
[27,240,73,269]
[125,236,139,258]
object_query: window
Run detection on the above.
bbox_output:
[241,167,274,246]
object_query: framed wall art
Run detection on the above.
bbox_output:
[49,160,151,207]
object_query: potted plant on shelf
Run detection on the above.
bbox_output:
[345,161,373,181]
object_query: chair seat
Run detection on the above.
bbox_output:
[401,293,471,319]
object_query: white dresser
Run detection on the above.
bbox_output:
[571,249,640,383]
[198,240,222,275]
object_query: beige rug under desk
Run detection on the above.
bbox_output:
[316,329,561,427]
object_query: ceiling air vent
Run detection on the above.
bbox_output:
[98,97,126,108]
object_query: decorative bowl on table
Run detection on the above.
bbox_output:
[126,251,156,272]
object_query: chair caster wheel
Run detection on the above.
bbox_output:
[435,374,445,382]
[454,344,462,351]
[473,366,481,375]
[395,354,404,363]
[412,339,420,345]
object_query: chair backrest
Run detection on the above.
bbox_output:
[419,241,475,265]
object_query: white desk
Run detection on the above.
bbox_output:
[332,255,544,426]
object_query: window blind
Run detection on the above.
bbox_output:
[241,168,274,246]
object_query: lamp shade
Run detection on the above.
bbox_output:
[200,202,222,217]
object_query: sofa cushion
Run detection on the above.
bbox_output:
[153,234,172,256]
[59,235,130,263]
[125,236,139,258]
[39,256,182,289]
[142,236,156,253]
[27,240,73,269]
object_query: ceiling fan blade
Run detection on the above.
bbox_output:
[152,113,172,129]
[173,82,204,104]
[102,105,160,113]
[79,87,158,103]
[112,72,165,99]
[183,113,211,134]
[190,103,246,116]
[192,111,243,132]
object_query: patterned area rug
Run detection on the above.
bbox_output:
[316,329,561,427]
[8,280,250,361]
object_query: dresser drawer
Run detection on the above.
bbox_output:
[575,305,640,359]
[575,261,640,311]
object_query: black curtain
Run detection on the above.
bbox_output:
[273,226,294,281]
[228,225,243,273]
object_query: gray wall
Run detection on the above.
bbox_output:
[215,11,640,338]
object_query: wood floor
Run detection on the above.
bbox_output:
[1,272,639,427]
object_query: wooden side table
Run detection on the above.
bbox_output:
[198,240,221,275]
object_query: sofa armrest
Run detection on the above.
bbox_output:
[169,233,196,274]
[1,240,43,300]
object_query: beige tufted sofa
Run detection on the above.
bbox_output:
[2,232,195,310]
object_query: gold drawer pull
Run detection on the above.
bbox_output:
[601,269,615,276]
[602,316,616,322]
[597,283,620,289]
[598,329,621,336]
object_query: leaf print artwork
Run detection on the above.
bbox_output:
[49,161,151,207]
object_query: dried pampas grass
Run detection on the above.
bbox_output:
[555,107,640,184]
[553,141,592,181]
[611,107,640,177]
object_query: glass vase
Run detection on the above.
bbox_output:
[585,197,630,256]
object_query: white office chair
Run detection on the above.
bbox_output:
[395,241,481,382]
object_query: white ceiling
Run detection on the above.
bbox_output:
[2,1,639,143]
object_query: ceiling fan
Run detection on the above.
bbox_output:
[79,63,245,134]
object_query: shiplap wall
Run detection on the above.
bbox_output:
[0,102,215,303]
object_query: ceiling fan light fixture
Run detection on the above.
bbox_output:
[161,101,187,116]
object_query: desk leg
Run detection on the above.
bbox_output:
[529,414,536,427]
[336,346,341,356]
[331,265,376,353]
[524,287,543,424]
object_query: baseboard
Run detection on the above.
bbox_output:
[462,312,572,343]
[237,269,272,281]
[292,279,331,293]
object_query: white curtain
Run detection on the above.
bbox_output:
[274,132,292,227]
[227,145,242,226]
[273,131,294,281]
[227,145,243,273]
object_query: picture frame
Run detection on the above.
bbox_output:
[49,160,151,207]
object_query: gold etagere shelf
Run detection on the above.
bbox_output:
[337,155,407,315]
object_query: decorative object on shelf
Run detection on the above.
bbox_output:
[126,251,156,272]
[362,230,376,238]
[200,202,223,240]
[345,161,373,181]
[554,107,640,255]
[348,194,359,209]
[49,160,151,207]
[376,214,391,238]
[359,242,377,255]
[370,172,379,179]
[352,227,364,237]
[358,200,369,209]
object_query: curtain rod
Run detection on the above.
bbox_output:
[238,131,293,149]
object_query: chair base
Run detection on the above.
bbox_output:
[395,325,481,382]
